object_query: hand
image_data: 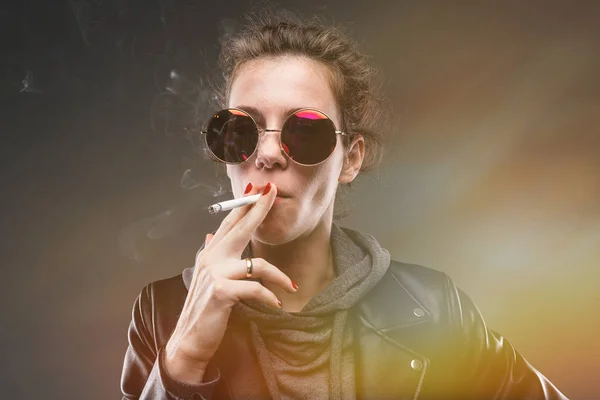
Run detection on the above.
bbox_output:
[163,183,297,383]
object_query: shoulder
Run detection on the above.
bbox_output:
[133,274,188,346]
[146,274,188,305]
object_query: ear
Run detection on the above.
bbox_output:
[339,134,365,184]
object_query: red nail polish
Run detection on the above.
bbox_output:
[244,182,253,194]
[291,281,298,290]
[262,182,272,195]
[277,299,282,308]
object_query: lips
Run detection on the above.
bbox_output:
[254,183,290,198]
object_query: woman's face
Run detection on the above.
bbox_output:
[226,55,363,244]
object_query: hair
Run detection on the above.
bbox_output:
[202,9,390,219]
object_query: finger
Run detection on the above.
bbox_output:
[212,258,297,293]
[227,183,278,251]
[222,279,281,309]
[194,233,215,262]
[197,233,214,256]
[207,182,260,251]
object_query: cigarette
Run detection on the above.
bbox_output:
[208,193,262,215]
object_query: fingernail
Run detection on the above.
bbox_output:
[262,182,272,196]
[244,182,253,194]
[277,299,282,308]
[291,281,298,291]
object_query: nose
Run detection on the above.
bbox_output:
[254,129,288,170]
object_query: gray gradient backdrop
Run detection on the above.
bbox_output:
[1,1,598,399]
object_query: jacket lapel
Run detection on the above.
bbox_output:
[355,261,432,400]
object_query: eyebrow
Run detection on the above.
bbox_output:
[234,105,305,125]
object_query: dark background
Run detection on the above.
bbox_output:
[1,1,599,399]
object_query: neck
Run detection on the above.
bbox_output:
[250,222,336,312]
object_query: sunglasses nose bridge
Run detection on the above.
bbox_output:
[255,128,286,161]
[257,128,283,144]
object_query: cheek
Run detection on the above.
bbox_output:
[325,149,346,183]
[308,164,343,202]
[226,165,246,194]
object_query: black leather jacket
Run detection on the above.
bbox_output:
[121,260,568,399]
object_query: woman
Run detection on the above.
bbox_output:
[121,12,568,400]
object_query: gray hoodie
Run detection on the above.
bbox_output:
[181,223,391,400]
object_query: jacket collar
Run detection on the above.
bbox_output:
[358,261,433,331]
[354,260,433,400]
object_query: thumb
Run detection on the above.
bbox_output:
[205,233,214,246]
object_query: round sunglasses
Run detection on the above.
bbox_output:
[200,108,348,166]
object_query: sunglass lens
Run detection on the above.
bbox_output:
[206,109,258,163]
[282,110,337,165]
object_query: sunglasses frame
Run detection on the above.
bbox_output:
[200,107,349,166]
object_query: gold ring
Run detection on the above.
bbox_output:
[245,258,253,278]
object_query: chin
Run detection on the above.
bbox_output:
[253,217,298,246]
[253,225,290,246]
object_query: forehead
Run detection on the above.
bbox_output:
[228,56,340,124]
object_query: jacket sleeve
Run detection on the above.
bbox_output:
[120,284,220,400]
[451,284,569,400]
